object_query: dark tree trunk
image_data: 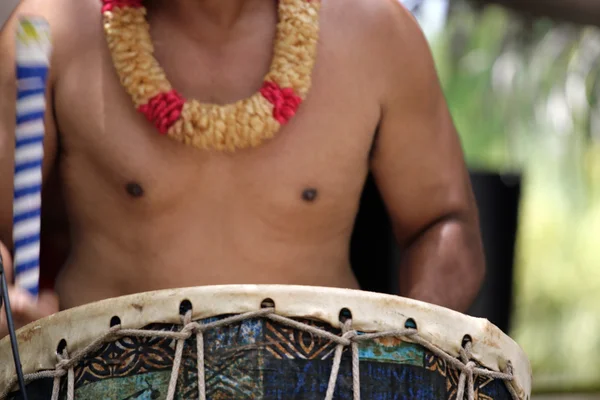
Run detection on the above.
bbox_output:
[467,171,521,333]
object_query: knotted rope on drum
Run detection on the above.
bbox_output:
[1,308,521,400]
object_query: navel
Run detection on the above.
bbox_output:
[302,188,318,203]
[125,182,144,198]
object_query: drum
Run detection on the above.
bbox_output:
[0,285,531,399]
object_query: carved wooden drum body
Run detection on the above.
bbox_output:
[0,285,531,399]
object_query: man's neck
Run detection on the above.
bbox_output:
[152,0,267,31]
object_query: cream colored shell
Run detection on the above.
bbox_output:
[0,285,531,398]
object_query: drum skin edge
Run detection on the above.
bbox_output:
[0,284,532,398]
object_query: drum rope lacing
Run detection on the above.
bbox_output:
[1,307,521,400]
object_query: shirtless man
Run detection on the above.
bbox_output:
[0,0,485,338]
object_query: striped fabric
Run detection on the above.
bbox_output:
[13,17,51,297]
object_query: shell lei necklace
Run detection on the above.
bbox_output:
[101,0,321,152]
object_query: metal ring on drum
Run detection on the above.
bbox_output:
[0,285,532,400]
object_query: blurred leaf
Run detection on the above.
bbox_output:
[427,0,600,390]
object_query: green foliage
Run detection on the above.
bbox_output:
[429,1,600,391]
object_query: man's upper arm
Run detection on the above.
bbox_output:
[0,1,58,248]
[370,1,477,246]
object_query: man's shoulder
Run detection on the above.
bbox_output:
[323,0,428,69]
[2,0,100,43]
[1,0,102,77]
[5,0,99,22]
[325,0,419,38]
[322,0,431,98]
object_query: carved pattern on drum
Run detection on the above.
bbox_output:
[2,310,521,400]
[265,319,341,360]
[446,371,500,400]
[360,337,424,366]
[178,317,263,399]
[426,351,449,377]
[74,323,177,387]
[426,351,512,400]
[70,319,263,399]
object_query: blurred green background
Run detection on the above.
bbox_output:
[419,0,600,393]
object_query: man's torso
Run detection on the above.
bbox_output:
[42,0,389,309]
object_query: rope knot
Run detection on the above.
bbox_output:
[342,330,358,344]
[465,360,476,375]
[55,358,73,375]
[181,322,202,337]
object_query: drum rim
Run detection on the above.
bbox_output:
[0,284,531,399]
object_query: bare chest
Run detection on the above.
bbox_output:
[51,12,381,229]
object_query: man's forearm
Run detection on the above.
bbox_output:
[398,216,485,313]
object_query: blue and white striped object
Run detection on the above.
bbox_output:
[13,17,51,297]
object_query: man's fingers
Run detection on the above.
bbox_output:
[1,287,60,338]
[8,287,58,320]
[0,287,36,338]
[7,286,37,317]
[37,290,60,316]
[0,241,12,283]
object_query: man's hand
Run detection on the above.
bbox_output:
[0,241,59,339]
[1,0,61,339]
